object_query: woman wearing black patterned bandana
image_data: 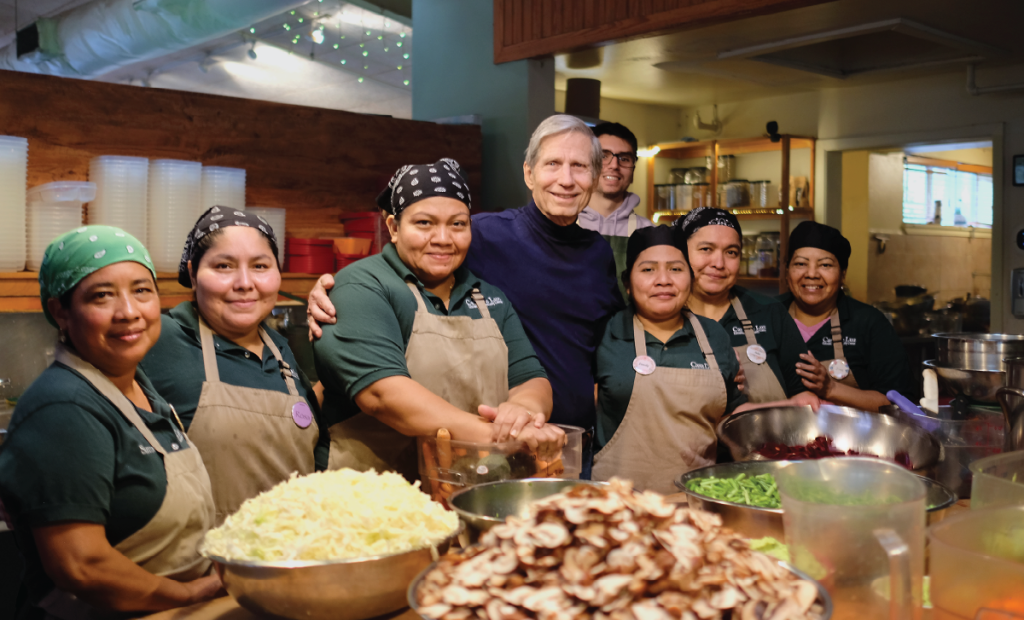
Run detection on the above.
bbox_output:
[310,159,564,481]
[674,207,820,409]
[139,206,330,524]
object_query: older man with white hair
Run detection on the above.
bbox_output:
[307,115,622,469]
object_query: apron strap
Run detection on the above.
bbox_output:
[54,345,168,457]
[470,289,491,320]
[197,316,221,383]
[405,281,429,312]
[729,296,759,347]
[631,314,648,359]
[685,311,721,372]
[627,212,637,236]
[829,307,846,361]
[259,328,300,396]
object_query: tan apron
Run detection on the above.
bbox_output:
[789,304,860,388]
[730,296,787,403]
[38,346,214,620]
[187,318,319,525]
[592,312,729,494]
[328,281,510,480]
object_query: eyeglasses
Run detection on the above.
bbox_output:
[601,150,637,169]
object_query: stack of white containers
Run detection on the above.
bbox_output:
[148,159,202,273]
[201,166,246,212]
[26,182,94,271]
[0,136,28,271]
[88,156,150,241]
[246,207,286,265]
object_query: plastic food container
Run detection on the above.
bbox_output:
[929,505,1024,619]
[969,451,1024,510]
[777,458,926,617]
[27,181,97,205]
[417,425,584,505]
[902,408,1004,498]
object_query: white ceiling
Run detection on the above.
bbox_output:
[0,0,92,49]
[555,0,1024,108]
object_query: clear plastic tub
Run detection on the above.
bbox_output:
[902,407,1004,498]
[969,451,1024,510]
[417,424,583,504]
[929,505,1024,619]
[27,181,96,205]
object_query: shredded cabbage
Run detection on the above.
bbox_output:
[201,469,459,562]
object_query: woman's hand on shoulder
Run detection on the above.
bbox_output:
[307,273,337,341]
[478,403,544,443]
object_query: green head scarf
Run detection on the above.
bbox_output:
[39,225,157,327]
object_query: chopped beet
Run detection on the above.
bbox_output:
[754,436,914,469]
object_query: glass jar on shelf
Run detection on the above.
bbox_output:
[755,234,778,278]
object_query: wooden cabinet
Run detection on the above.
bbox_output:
[644,134,816,293]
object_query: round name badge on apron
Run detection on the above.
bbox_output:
[828,358,851,381]
[633,355,656,376]
[746,344,767,365]
[292,402,313,428]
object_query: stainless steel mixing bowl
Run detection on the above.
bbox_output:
[207,525,461,620]
[933,332,1024,371]
[448,478,606,540]
[717,405,941,475]
[407,557,833,619]
[675,460,956,541]
[923,359,1005,404]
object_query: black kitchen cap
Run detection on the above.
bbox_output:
[622,225,688,285]
[787,221,852,271]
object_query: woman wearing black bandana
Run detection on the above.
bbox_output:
[139,207,330,524]
[674,208,820,408]
[779,221,913,412]
[310,159,563,480]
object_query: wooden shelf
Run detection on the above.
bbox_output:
[653,207,815,225]
[0,272,321,313]
[656,136,816,160]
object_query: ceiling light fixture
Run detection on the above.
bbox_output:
[198,54,215,73]
[248,42,257,60]
[636,146,661,157]
[312,29,325,44]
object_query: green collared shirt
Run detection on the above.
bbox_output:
[777,291,914,396]
[312,243,547,427]
[717,286,810,397]
[0,364,189,604]
[140,302,329,470]
[595,308,746,449]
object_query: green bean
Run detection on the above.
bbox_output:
[686,473,782,509]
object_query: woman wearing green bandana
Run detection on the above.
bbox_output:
[0,226,220,620]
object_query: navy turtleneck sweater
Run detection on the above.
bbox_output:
[466,201,624,429]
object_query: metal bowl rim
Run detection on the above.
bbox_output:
[674,461,792,514]
[406,557,832,619]
[922,359,1005,375]
[204,521,463,569]
[448,478,608,526]
[931,333,1024,342]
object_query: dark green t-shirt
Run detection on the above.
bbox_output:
[0,363,189,603]
[312,243,547,427]
[140,302,329,470]
[718,286,810,398]
[595,308,746,449]
[777,291,914,396]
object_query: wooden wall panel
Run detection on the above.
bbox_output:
[493,0,832,63]
[0,70,481,241]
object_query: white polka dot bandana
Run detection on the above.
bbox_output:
[178,206,280,287]
[376,158,471,216]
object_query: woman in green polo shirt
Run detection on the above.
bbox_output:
[780,221,913,412]
[139,208,329,525]
[673,208,820,408]
[312,159,563,480]
[0,227,219,619]
[593,226,756,493]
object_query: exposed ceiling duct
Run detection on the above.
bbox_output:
[0,0,309,78]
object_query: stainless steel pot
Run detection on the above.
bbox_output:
[933,333,1024,371]
[996,356,1024,451]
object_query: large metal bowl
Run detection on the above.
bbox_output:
[717,406,941,475]
[406,557,833,619]
[675,461,956,540]
[933,332,1024,371]
[449,478,606,540]
[923,359,1005,403]
[207,524,461,620]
